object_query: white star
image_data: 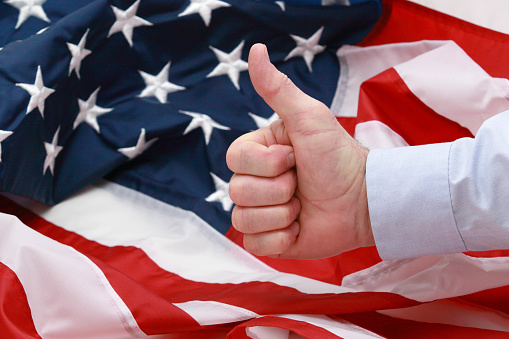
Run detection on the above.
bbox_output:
[206,172,233,211]
[67,29,92,79]
[178,0,230,26]
[43,126,63,175]
[108,0,153,47]
[138,62,186,104]
[284,26,326,72]
[275,1,285,10]
[248,112,280,129]
[118,128,158,159]
[73,87,113,133]
[4,0,50,29]
[180,110,230,145]
[16,65,55,118]
[207,41,248,90]
[0,130,13,163]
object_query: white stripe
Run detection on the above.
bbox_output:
[393,41,509,135]
[247,315,384,339]
[173,300,258,326]
[0,213,144,338]
[409,0,509,34]
[14,181,509,305]
[6,181,356,296]
[354,120,409,149]
[173,301,387,337]
[379,299,509,332]
[280,315,384,338]
[331,41,446,118]
[342,253,509,303]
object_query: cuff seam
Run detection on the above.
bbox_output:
[447,142,468,252]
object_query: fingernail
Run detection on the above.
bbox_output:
[290,222,300,237]
[262,43,269,59]
[287,151,295,168]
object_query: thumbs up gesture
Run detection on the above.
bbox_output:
[227,44,374,259]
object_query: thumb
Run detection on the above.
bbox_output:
[248,43,340,143]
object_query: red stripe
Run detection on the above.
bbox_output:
[357,67,473,145]
[337,117,358,137]
[340,312,509,339]
[226,226,383,286]
[0,263,41,339]
[457,285,509,316]
[0,196,419,333]
[0,196,201,335]
[361,0,509,79]
[227,316,346,339]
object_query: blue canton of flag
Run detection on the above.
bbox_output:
[0,0,381,234]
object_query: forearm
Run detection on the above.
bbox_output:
[367,110,509,260]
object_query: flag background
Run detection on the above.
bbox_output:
[1,0,509,338]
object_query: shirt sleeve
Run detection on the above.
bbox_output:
[366,110,509,260]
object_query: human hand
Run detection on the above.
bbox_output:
[226,43,374,259]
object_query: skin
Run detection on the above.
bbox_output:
[226,43,375,259]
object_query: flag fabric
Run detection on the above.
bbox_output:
[1,0,509,338]
[0,0,381,233]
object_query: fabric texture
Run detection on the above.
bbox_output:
[0,0,381,237]
[1,0,509,337]
[364,42,509,259]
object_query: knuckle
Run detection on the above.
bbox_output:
[280,73,295,92]
[243,234,262,256]
[228,175,248,205]
[284,204,296,225]
[228,177,239,203]
[232,206,253,233]
[280,185,293,203]
[278,170,296,202]
[244,230,294,257]
[276,230,294,254]
[226,138,257,175]
[264,148,290,178]
[263,72,293,101]
[265,155,282,177]
[225,153,236,174]
[308,99,328,113]
[231,206,241,230]
[225,141,242,173]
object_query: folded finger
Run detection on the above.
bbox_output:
[226,129,295,177]
[229,169,297,206]
[232,197,300,234]
[243,222,300,257]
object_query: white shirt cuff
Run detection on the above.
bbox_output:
[366,143,467,260]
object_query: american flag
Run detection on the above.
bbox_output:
[0,0,380,229]
[1,0,509,337]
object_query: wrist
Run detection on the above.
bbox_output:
[355,145,375,248]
